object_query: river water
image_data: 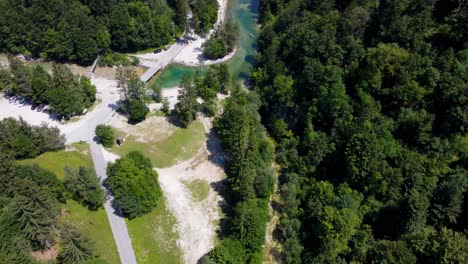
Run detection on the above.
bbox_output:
[155,0,260,88]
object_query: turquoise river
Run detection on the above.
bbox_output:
[155,0,260,88]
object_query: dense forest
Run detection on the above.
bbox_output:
[252,0,467,263]
[0,119,103,263]
[0,0,205,65]
[200,87,275,263]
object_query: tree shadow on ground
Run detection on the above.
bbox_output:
[164,114,185,128]
[206,129,228,167]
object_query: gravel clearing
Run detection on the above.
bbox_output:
[156,116,226,263]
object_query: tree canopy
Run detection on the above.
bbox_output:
[0,0,190,65]
[106,151,162,219]
[251,0,468,262]
[2,56,96,119]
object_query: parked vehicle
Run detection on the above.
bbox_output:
[154,48,162,53]
[31,104,38,110]
[19,98,27,104]
[37,104,46,112]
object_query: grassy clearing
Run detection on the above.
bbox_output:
[111,120,206,168]
[127,200,182,264]
[18,142,119,263]
[19,142,93,180]
[183,179,210,202]
[60,200,120,264]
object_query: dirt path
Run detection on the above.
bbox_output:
[156,115,225,263]
[263,182,284,263]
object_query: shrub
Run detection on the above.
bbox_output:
[161,98,171,114]
[99,52,131,67]
[95,125,115,148]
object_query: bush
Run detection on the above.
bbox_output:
[208,238,246,263]
[99,52,131,67]
[203,99,217,117]
[161,98,171,114]
[95,125,115,148]
[131,56,140,66]
[151,83,163,103]
[128,99,149,123]
[106,151,162,218]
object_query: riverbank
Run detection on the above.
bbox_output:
[172,0,231,66]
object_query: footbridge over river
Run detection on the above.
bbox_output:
[138,41,186,83]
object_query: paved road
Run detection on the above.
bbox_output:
[63,78,138,264]
[63,40,189,264]
[89,140,138,264]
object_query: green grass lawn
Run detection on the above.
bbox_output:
[127,200,182,264]
[19,142,94,180]
[60,200,120,264]
[183,179,210,202]
[19,142,119,263]
[111,120,206,168]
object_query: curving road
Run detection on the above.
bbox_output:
[63,77,138,264]
[72,41,189,263]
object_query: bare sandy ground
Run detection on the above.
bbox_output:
[156,115,226,263]
[173,0,231,66]
[109,114,178,143]
[137,0,231,67]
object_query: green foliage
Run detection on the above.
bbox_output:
[106,151,162,219]
[95,125,115,148]
[232,199,269,251]
[151,82,163,103]
[161,97,171,114]
[0,145,101,262]
[64,166,104,210]
[203,20,239,59]
[174,74,199,127]
[0,157,63,251]
[116,66,149,123]
[209,89,275,261]
[371,240,416,264]
[6,58,96,119]
[128,98,149,123]
[0,209,34,263]
[207,237,246,264]
[0,117,65,159]
[99,52,132,67]
[58,224,98,264]
[253,0,468,262]
[193,0,218,33]
[0,0,178,64]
